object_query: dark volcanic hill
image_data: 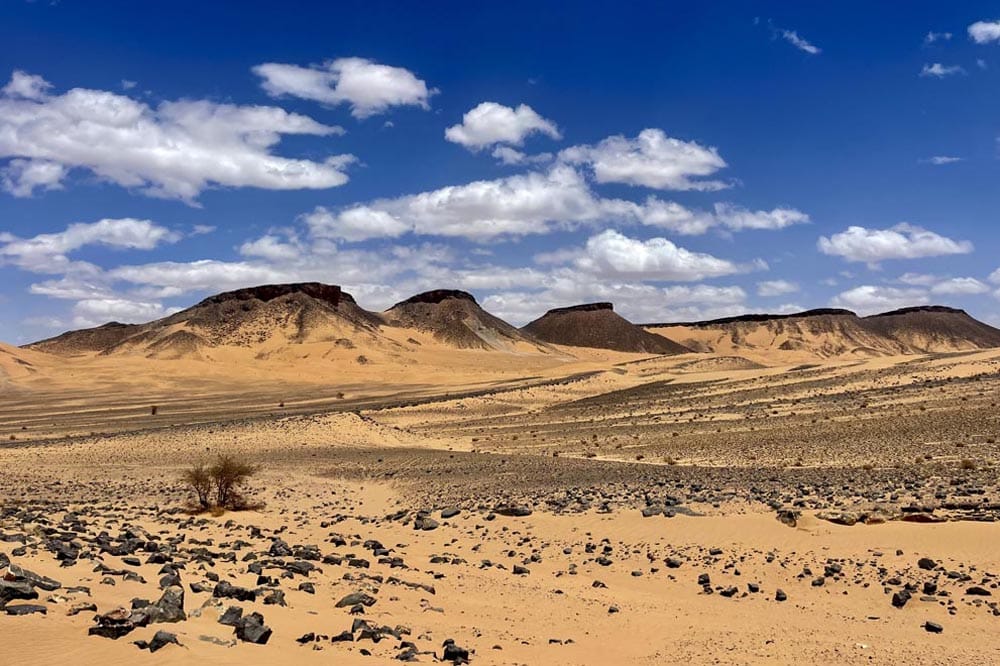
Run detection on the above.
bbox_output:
[862,306,1000,351]
[383,290,547,351]
[522,303,690,355]
[645,305,1000,357]
[29,283,384,357]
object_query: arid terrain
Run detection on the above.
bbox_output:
[2,284,1000,665]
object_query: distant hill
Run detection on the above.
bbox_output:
[28,283,384,358]
[383,289,548,352]
[646,305,1000,358]
[522,303,690,355]
[862,306,1000,352]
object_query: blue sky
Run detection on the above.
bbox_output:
[2,1,1000,342]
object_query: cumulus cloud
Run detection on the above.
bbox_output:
[559,129,729,191]
[637,199,809,235]
[969,20,1000,44]
[571,229,753,282]
[301,161,808,242]
[1,159,66,197]
[920,63,965,77]
[71,297,175,327]
[756,279,799,297]
[445,102,560,150]
[302,206,411,242]
[929,277,990,295]
[0,218,180,273]
[253,57,435,118]
[306,165,631,241]
[818,223,973,266]
[490,146,553,166]
[831,285,930,315]
[0,71,352,201]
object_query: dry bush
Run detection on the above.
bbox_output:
[183,455,259,511]
[182,462,212,508]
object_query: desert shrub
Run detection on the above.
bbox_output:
[150,405,158,416]
[960,459,976,471]
[183,455,258,510]
[182,462,212,508]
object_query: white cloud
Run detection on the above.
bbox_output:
[930,277,990,295]
[780,29,821,55]
[483,279,749,326]
[253,57,435,118]
[831,285,929,315]
[71,297,175,327]
[921,63,965,77]
[301,162,807,242]
[445,102,560,150]
[303,206,411,242]
[637,199,809,235]
[1,70,50,99]
[818,223,973,266]
[308,165,631,241]
[559,129,729,191]
[969,20,1000,44]
[0,218,180,273]
[757,279,799,297]
[0,71,351,201]
[1,158,66,197]
[571,229,751,282]
[491,146,553,166]
[920,155,963,165]
[990,268,1000,284]
[897,272,940,286]
[925,31,953,44]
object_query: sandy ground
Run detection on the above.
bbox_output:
[2,340,1000,664]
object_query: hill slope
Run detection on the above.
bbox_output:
[863,306,1000,352]
[647,306,1000,359]
[383,290,548,352]
[522,303,689,355]
[29,283,385,358]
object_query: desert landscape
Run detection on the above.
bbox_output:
[2,283,1000,665]
[5,4,1000,664]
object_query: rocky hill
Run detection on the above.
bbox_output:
[522,303,689,354]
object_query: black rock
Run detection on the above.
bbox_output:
[5,604,47,615]
[918,557,938,571]
[218,605,243,626]
[442,638,470,664]
[892,590,911,608]
[336,591,376,608]
[235,612,272,644]
[213,581,256,602]
[924,621,944,633]
[89,607,137,639]
[775,589,787,602]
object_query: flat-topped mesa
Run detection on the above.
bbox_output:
[522,302,689,355]
[646,308,857,328]
[865,305,966,318]
[196,282,349,308]
[390,289,477,309]
[544,302,615,315]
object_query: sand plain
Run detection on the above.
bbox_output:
[1,332,1000,665]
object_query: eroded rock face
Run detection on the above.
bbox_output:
[198,283,346,308]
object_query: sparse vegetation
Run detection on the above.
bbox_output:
[150,405,158,416]
[183,454,259,511]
